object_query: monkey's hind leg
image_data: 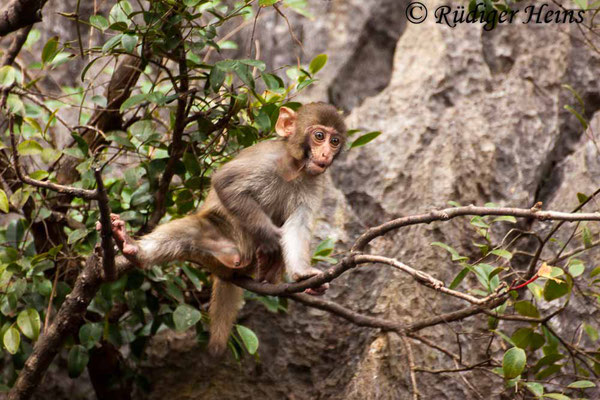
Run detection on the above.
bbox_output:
[208,277,244,356]
[136,215,248,269]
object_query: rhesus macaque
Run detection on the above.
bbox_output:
[102,102,347,355]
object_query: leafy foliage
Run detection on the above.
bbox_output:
[0,0,345,391]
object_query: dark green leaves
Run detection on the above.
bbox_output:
[68,345,89,378]
[514,301,540,318]
[543,275,572,301]
[79,323,103,349]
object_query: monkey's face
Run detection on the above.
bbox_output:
[304,125,344,175]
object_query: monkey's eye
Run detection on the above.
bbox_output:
[314,131,325,141]
[330,137,340,147]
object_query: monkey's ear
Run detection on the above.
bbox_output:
[275,107,297,137]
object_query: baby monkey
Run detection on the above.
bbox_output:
[102,102,347,354]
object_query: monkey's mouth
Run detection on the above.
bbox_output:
[306,160,328,175]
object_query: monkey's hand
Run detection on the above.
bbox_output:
[96,213,139,259]
[292,268,329,296]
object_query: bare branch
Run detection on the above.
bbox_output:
[352,205,600,252]
[400,335,420,400]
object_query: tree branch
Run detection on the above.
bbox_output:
[8,252,103,400]
[0,0,45,37]
[352,205,600,252]
[94,168,116,281]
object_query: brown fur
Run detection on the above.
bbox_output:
[111,103,347,355]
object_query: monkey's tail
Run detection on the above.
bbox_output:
[208,277,244,356]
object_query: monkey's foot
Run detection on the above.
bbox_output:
[96,213,138,257]
[293,269,329,296]
[256,246,284,283]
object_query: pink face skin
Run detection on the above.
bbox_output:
[305,125,343,175]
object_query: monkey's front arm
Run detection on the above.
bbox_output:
[281,205,328,295]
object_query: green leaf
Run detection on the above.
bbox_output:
[493,329,517,347]
[449,267,469,289]
[543,276,571,301]
[568,259,585,277]
[582,226,593,248]
[10,188,30,209]
[431,242,469,262]
[67,345,89,378]
[17,309,41,340]
[183,152,201,176]
[30,170,48,180]
[525,382,544,397]
[17,140,43,155]
[313,238,335,257]
[502,347,526,379]
[470,216,490,229]
[511,327,534,349]
[297,78,315,91]
[259,0,279,6]
[233,63,255,89]
[261,73,283,90]
[239,59,266,71]
[209,65,226,92]
[543,394,570,400]
[89,15,109,31]
[42,36,59,64]
[350,131,382,148]
[491,215,517,223]
[236,324,259,354]
[181,265,204,291]
[564,104,588,130]
[567,380,595,389]
[68,228,88,244]
[102,34,123,54]
[309,54,327,74]
[79,323,103,350]
[121,34,137,53]
[583,323,598,342]
[514,300,540,318]
[536,364,562,380]
[173,304,202,332]
[120,93,148,112]
[490,249,512,260]
[3,327,20,354]
[0,189,8,213]
[576,192,589,203]
[0,66,17,86]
